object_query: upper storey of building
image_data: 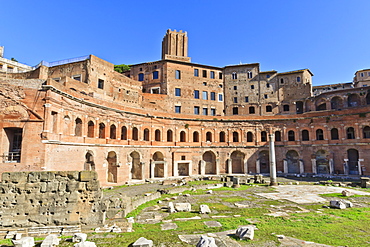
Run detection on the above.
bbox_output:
[0,46,33,74]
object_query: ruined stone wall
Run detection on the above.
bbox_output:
[0,171,104,227]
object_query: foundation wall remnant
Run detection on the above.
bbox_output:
[0,171,104,228]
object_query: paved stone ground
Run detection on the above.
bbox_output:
[256,185,370,204]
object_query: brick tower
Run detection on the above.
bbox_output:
[162,29,191,62]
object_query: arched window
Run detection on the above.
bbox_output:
[249,106,255,114]
[206,132,212,142]
[99,123,105,139]
[193,131,199,142]
[275,131,281,142]
[302,130,309,141]
[366,94,370,105]
[288,130,295,141]
[167,129,173,142]
[331,96,343,110]
[316,129,324,140]
[121,126,127,140]
[232,72,237,80]
[363,126,370,138]
[75,118,82,136]
[347,127,355,139]
[219,131,226,142]
[266,105,272,112]
[180,131,186,142]
[348,94,360,107]
[247,132,253,142]
[155,129,161,141]
[87,121,94,138]
[247,71,253,79]
[110,124,116,139]
[331,128,339,140]
[261,131,267,142]
[233,131,239,142]
[132,127,139,141]
[143,128,150,141]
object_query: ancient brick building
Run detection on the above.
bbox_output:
[1,30,370,187]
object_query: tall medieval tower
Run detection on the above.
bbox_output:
[162,29,191,62]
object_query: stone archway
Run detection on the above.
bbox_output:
[347,149,359,175]
[230,151,245,174]
[316,150,329,174]
[152,151,165,178]
[84,151,95,171]
[258,151,270,173]
[286,150,299,173]
[130,151,142,180]
[107,151,117,183]
[202,151,216,175]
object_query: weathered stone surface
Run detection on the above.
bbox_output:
[72,233,87,243]
[174,203,191,212]
[200,204,211,214]
[161,222,178,230]
[74,241,96,247]
[168,202,176,213]
[40,234,60,247]
[330,200,353,209]
[12,237,35,247]
[132,237,153,247]
[204,221,222,228]
[342,190,353,197]
[196,235,217,247]
[236,226,254,240]
[0,171,103,228]
[80,171,97,182]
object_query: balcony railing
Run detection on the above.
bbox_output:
[2,152,21,163]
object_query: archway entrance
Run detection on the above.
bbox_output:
[286,150,299,173]
[153,152,165,178]
[107,151,117,183]
[203,151,216,175]
[347,149,359,175]
[259,151,270,173]
[316,150,329,174]
[84,151,95,171]
[130,151,142,180]
[230,151,245,174]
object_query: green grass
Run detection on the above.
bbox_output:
[187,180,221,186]
[320,193,368,198]
[221,196,246,203]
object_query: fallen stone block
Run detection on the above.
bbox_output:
[341,190,353,197]
[174,203,191,212]
[168,202,176,213]
[40,234,60,247]
[132,237,153,247]
[196,235,217,247]
[72,233,87,243]
[12,237,35,247]
[330,199,353,209]
[236,226,254,240]
[200,204,211,214]
[74,241,97,247]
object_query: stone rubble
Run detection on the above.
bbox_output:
[200,204,211,214]
[174,203,191,212]
[12,237,35,247]
[235,226,254,240]
[72,233,87,243]
[40,234,60,247]
[196,235,217,247]
[132,237,153,247]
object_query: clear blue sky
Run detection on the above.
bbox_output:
[1,0,370,86]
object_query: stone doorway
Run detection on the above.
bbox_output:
[152,152,165,178]
[316,150,329,174]
[230,151,245,174]
[259,151,270,173]
[84,151,95,171]
[130,151,142,180]
[202,151,216,175]
[347,149,359,175]
[286,150,299,173]
[107,151,117,183]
